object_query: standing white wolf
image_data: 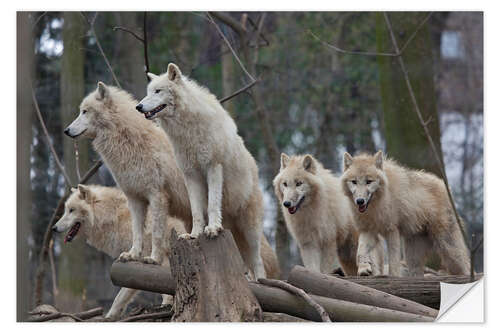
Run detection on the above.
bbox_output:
[64,83,192,265]
[136,63,266,279]
[273,153,383,275]
[52,185,186,319]
[341,151,470,276]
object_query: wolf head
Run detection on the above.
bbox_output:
[341,151,387,214]
[52,185,96,243]
[64,82,133,139]
[273,153,321,215]
[136,63,181,120]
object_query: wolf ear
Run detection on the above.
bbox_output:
[167,63,182,82]
[280,153,290,170]
[147,72,159,81]
[343,152,353,171]
[374,150,384,169]
[78,184,93,202]
[303,155,316,173]
[96,81,108,101]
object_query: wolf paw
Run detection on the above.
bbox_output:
[332,267,345,276]
[117,251,140,263]
[142,256,160,265]
[178,233,197,240]
[358,263,373,276]
[204,224,223,238]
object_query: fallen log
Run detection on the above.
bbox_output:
[288,266,438,318]
[110,261,433,322]
[336,273,483,310]
[167,230,262,322]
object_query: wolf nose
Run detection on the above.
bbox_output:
[283,201,292,208]
[63,128,70,136]
[136,104,143,111]
[51,226,58,232]
[356,198,365,205]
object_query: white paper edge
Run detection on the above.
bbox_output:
[436,278,484,322]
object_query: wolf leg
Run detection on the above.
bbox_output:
[321,240,342,275]
[161,294,174,306]
[357,232,381,276]
[182,172,207,239]
[405,235,429,276]
[300,244,322,272]
[105,287,138,320]
[118,197,146,262]
[205,164,224,238]
[143,191,168,265]
[434,227,470,275]
[386,229,402,276]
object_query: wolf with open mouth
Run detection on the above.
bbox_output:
[273,153,383,276]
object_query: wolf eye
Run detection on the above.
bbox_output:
[351,180,357,185]
[366,180,373,185]
[283,182,288,187]
[82,110,87,114]
[296,181,302,187]
[155,89,161,94]
[69,208,74,213]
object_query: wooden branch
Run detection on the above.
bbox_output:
[143,12,150,78]
[73,142,81,180]
[258,278,331,322]
[219,79,259,104]
[262,312,310,322]
[382,12,470,255]
[48,239,58,297]
[110,261,434,322]
[31,84,72,187]
[81,12,121,88]
[208,11,247,36]
[288,266,438,317]
[338,274,483,310]
[28,307,103,322]
[119,311,172,322]
[112,26,144,42]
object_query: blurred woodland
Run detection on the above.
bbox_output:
[17,11,483,320]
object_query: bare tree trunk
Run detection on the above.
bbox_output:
[168,230,262,322]
[17,11,34,321]
[221,41,235,116]
[115,12,147,98]
[57,12,88,312]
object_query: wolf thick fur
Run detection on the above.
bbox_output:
[65,83,192,265]
[341,151,470,276]
[53,184,279,318]
[137,64,266,279]
[273,154,383,275]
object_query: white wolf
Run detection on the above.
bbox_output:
[52,185,185,319]
[273,153,383,275]
[64,83,192,265]
[341,151,470,276]
[136,63,266,279]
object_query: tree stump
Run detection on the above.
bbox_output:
[168,229,262,322]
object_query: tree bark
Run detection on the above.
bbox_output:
[110,261,434,322]
[17,11,34,322]
[167,229,262,322]
[376,12,443,177]
[57,12,89,312]
[288,266,438,317]
[338,273,483,310]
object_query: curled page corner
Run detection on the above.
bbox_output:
[436,277,484,322]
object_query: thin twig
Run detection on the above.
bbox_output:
[31,84,72,187]
[48,239,58,298]
[119,311,172,322]
[143,12,150,78]
[219,79,259,104]
[81,12,121,88]
[309,12,433,58]
[74,141,81,180]
[32,11,48,31]
[382,12,469,252]
[79,160,103,184]
[112,26,144,42]
[258,278,332,322]
[207,12,255,82]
